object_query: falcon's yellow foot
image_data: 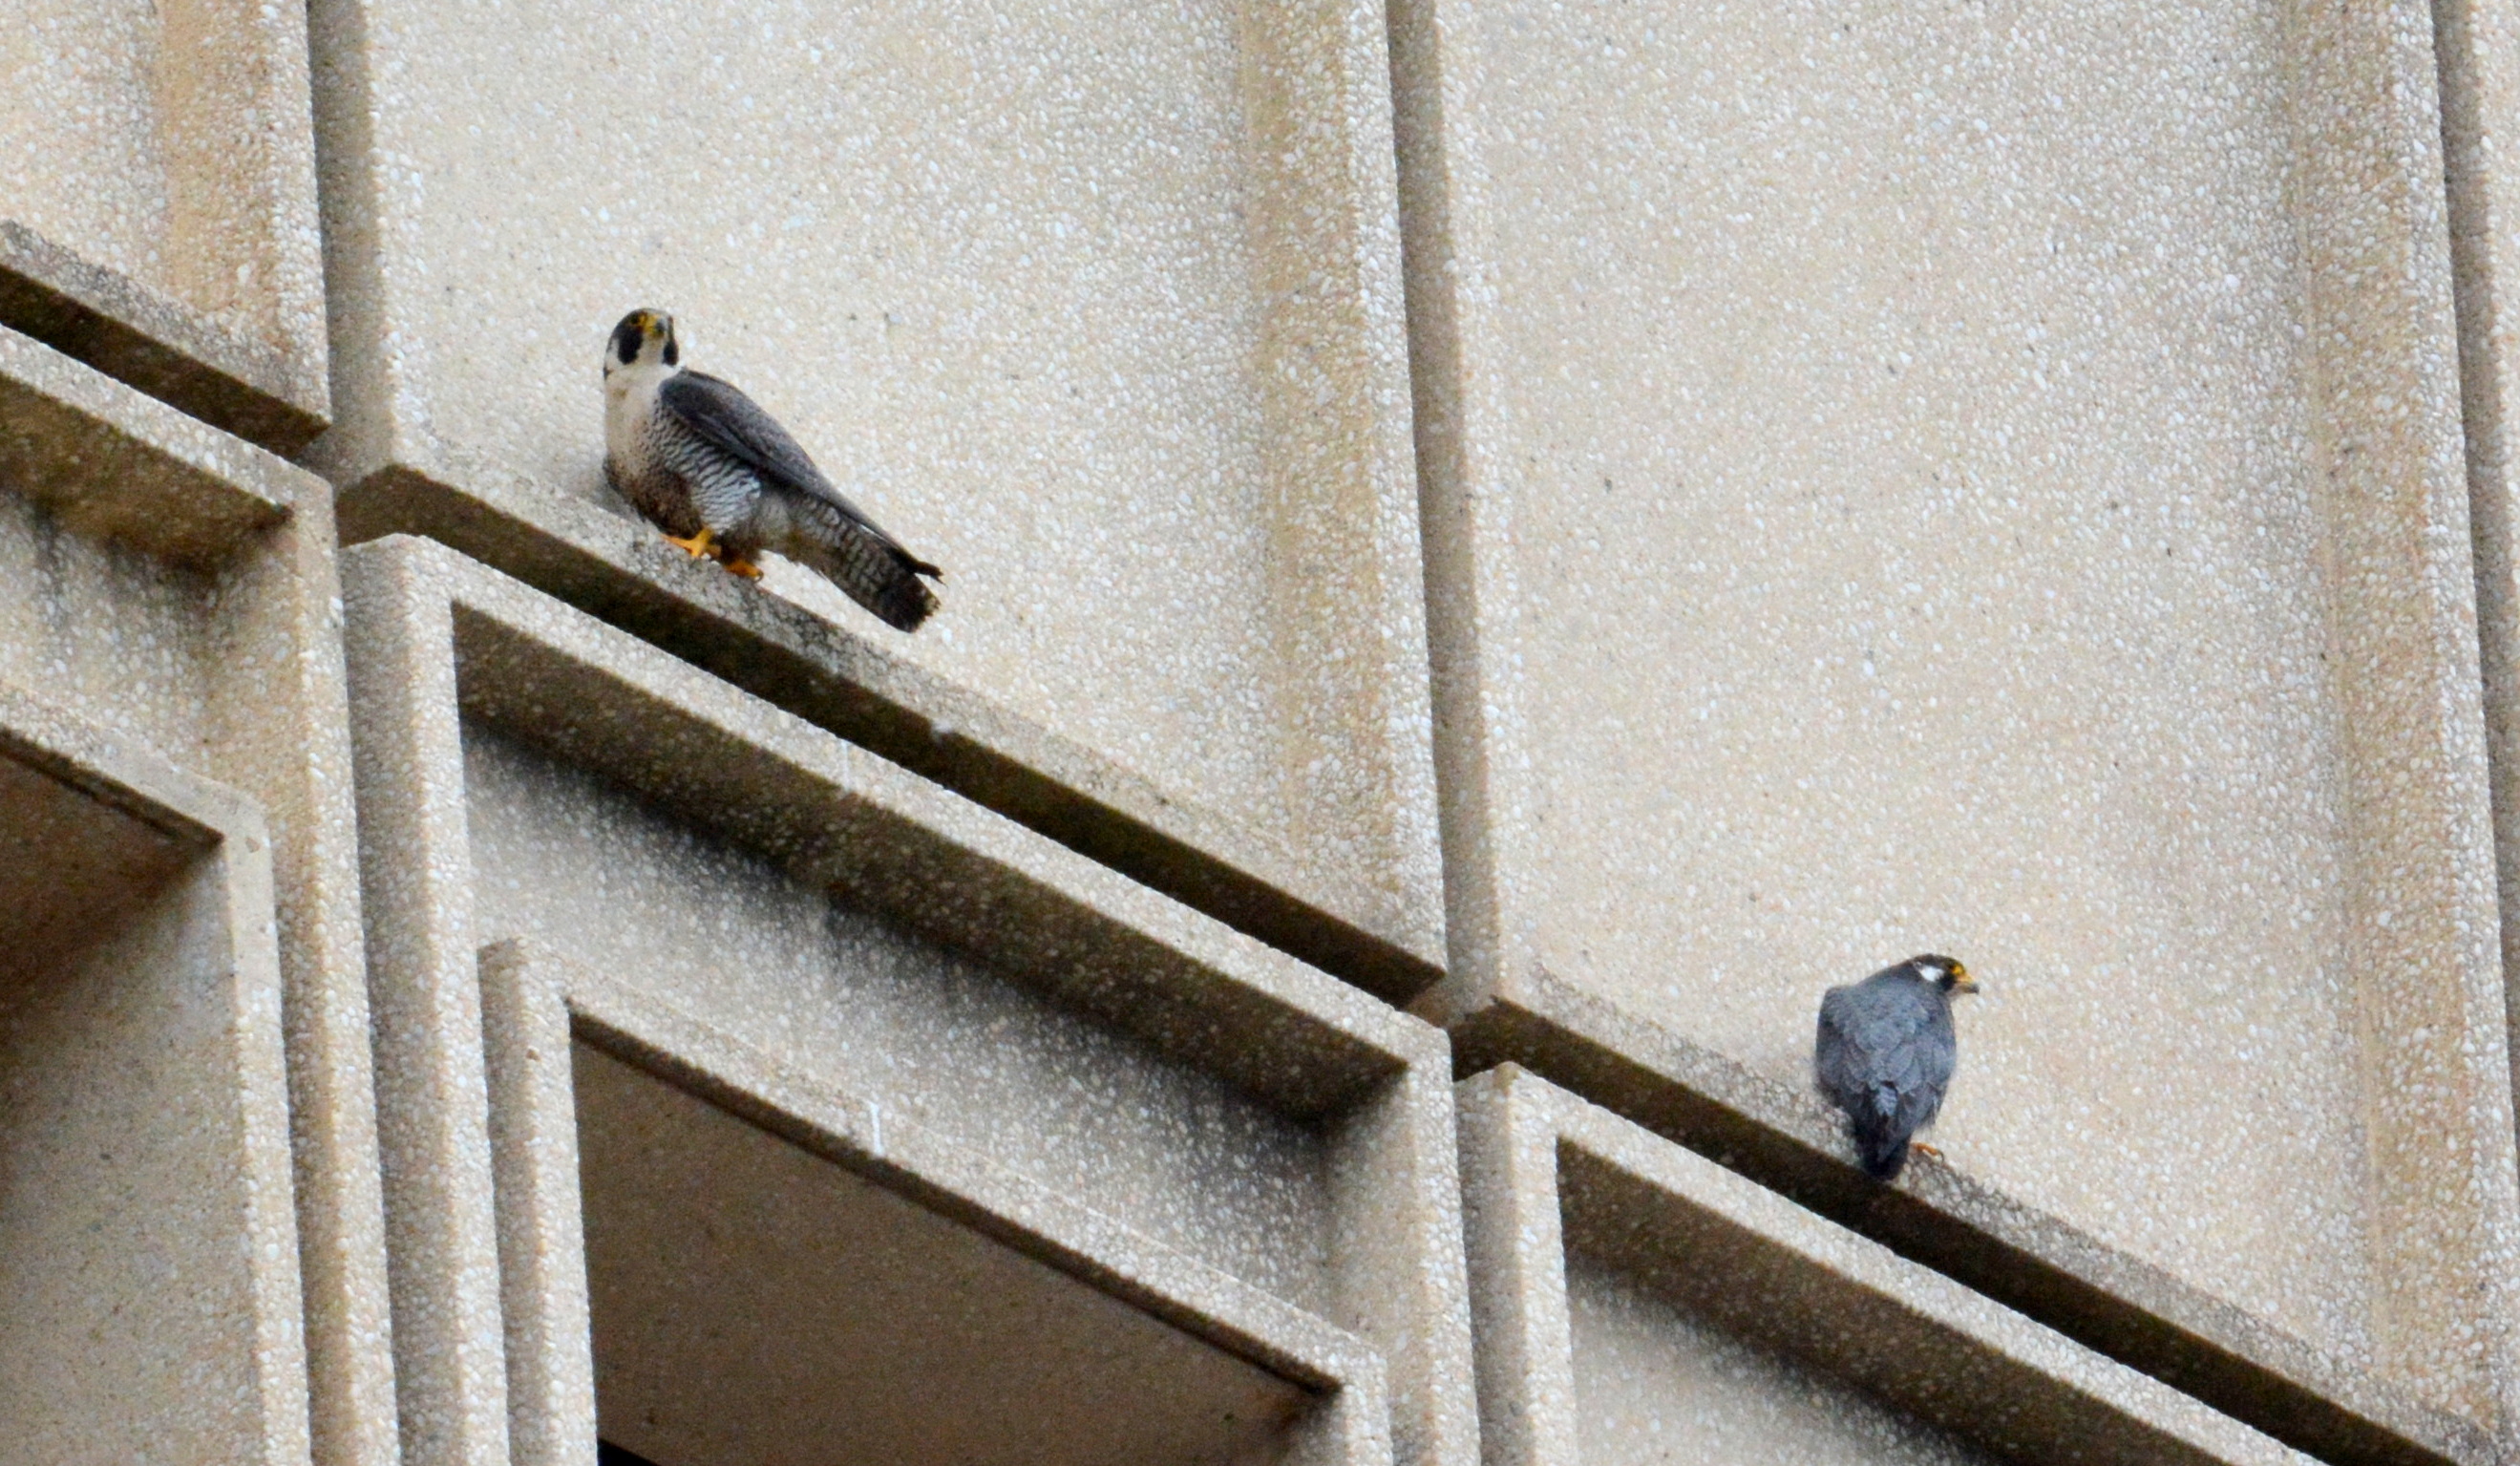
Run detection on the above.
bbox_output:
[1910,1142,1944,1161]
[664,527,719,560]
[721,556,764,580]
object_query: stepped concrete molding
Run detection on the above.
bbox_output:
[0,329,389,1465]
[339,534,1478,1466]
[0,1,328,437]
[305,0,1442,1002]
[325,444,1437,1002]
[8,1,2520,1462]
[0,222,328,455]
[1446,967,2494,1466]
[1456,1066,2322,1466]
[2436,0,2520,1318]
[0,684,297,1466]
[1392,0,2520,1452]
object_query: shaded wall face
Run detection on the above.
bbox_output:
[576,1043,1312,1466]
[0,777,258,1466]
[344,0,1438,953]
[1420,0,2504,1417]
[1565,1257,1994,1466]
[460,722,1338,1305]
[0,492,217,756]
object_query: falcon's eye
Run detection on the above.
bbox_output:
[611,316,646,364]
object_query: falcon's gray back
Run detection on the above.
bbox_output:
[659,372,921,558]
[655,370,943,630]
[1815,966,1958,1179]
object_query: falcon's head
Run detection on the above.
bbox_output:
[1906,954,1979,994]
[604,308,682,380]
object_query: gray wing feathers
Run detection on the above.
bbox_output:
[1815,976,1955,1179]
[658,372,942,631]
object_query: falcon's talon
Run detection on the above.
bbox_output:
[663,528,718,560]
[1911,1142,1944,1161]
[722,557,764,580]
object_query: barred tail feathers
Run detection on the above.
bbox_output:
[783,498,942,632]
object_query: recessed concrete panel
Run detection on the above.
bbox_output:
[0,1,328,436]
[0,685,300,1466]
[308,0,1439,1002]
[1394,0,2520,1447]
[486,946,1361,1466]
[1456,1067,2316,1466]
[342,534,1478,1466]
[575,1041,1309,1466]
[0,325,398,1466]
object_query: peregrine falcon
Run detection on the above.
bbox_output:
[602,308,942,631]
[1814,954,1979,1180]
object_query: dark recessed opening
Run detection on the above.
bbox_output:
[575,1041,1316,1466]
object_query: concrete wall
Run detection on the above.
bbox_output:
[5,2,2520,1465]
[308,0,1444,1001]
[1400,0,2520,1451]
[0,0,328,431]
[0,330,386,1466]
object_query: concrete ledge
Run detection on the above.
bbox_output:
[1458,1066,2320,1466]
[483,940,1391,1466]
[1437,967,2490,1466]
[0,322,300,565]
[335,450,1442,1004]
[0,221,328,455]
[342,534,1479,1466]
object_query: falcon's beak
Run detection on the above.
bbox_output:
[1951,964,1980,993]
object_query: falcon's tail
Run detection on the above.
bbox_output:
[786,506,942,632]
[1852,1082,1912,1179]
[1853,1126,1910,1181]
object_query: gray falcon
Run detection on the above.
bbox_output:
[1814,954,1979,1180]
[602,308,942,631]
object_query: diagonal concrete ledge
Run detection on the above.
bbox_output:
[0,322,300,565]
[482,939,1393,1466]
[1459,1065,2324,1466]
[334,446,1442,1004]
[0,221,328,455]
[1434,967,2492,1466]
[342,532,1480,1466]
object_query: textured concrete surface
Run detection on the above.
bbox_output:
[1444,966,2493,1466]
[0,0,327,409]
[343,535,1478,1466]
[1457,1066,2319,1466]
[307,0,1442,1001]
[1395,0,2520,1438]
[0,321,290,565]
[0,330,395,1466]
[493,945,1373,1466]
[576,1039,1312,1466]
[0,682,301,1466]
[9,3,2519,1462]
[2435,15,2520,1405]
[0,221,327,451]
[328,450,1439,999]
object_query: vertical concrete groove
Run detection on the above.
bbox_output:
[342,544,513,1466]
